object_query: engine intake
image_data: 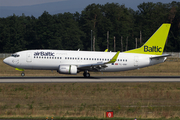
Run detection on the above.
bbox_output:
[58,65,77,75]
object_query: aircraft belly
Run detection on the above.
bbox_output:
[20,60,59,70]
[32,66,58,70]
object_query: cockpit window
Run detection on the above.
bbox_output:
[11,54,20,57]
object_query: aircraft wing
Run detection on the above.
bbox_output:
[78,51,120,71]
[150,54,171,59]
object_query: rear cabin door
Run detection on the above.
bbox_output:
[134,56,138,66]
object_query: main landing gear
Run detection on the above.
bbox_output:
[83,71,90,78]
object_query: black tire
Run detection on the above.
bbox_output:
[83,72,90,78]
[21,73,25,77]
[87,73,90,78]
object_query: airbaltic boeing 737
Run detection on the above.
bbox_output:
[3,24,171,77]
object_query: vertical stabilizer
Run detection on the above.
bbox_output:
[125,24,171,55]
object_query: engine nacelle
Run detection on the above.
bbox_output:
[58,65,77,75]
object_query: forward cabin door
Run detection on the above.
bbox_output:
[134,56,138,66]
[26,53,32,62]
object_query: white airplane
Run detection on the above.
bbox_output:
[3,23,171,77]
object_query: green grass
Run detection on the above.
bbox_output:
[0,83,180,119]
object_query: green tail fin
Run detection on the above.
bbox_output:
[125,23,171,55]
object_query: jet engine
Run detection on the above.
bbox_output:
[58,65,77,75]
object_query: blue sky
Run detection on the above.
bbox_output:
[0,0,65,6]
[0,0,176,18]
[0,0,173,7]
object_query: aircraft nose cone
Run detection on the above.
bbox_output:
[3,58,9,64]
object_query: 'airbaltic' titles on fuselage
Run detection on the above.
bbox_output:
[144,46,162,52]
[34,52,55,56]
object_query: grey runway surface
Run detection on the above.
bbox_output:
[0,76,180,83]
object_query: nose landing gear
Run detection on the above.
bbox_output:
[15,68,25,77]
[21,72,25,77]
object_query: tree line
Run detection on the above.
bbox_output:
[0,1,180,53]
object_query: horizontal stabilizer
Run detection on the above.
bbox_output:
[150,54,171,59]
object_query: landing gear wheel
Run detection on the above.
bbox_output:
[86,73,90,77]
[83,71,90,78]
[21,72,25,77]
